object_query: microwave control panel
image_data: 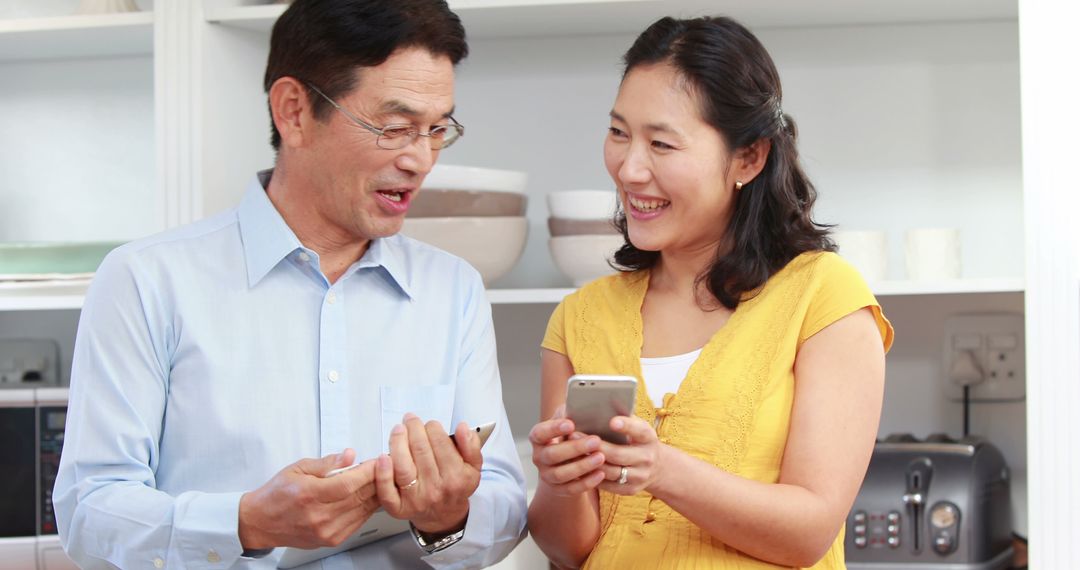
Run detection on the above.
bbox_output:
[39,405,67,535]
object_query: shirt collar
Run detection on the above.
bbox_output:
[238,170,303,287]
[351,234,414,300]
[237,170,414,299]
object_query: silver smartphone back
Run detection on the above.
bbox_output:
[565,374,637,443]
[325,421,496,478]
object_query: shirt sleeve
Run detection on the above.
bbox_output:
[798,253,894,352]
[418,263,528,569]
[540,297,570,355]
[52,250,250,569]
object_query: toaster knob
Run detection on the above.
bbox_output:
[929,501,961,556]
[854,536,868,549]
[934,534,954,554]
[930,504,958,528]
[887,536,901,548]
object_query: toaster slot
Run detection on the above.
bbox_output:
[902,457,933,554]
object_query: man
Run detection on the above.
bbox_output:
[52,1,527,568]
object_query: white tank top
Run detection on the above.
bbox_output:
[640,348,703,406]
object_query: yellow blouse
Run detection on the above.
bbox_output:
[541,251,894,569]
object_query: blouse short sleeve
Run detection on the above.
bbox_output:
[799,253,894,352]
[541,297,570,355]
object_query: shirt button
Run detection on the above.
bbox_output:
[298,252,311,262]
[327,292,337,304]
[153,558,164,569]
[207,550,221,563]
[645,511,656,522]
[328,370,339,383]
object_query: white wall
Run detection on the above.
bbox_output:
[0,55,157,242]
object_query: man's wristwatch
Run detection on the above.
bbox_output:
[410,521,466,554]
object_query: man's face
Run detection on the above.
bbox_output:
[305,47,456,242]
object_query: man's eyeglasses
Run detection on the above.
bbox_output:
[304,82,464,151]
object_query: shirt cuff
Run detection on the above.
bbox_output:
[171,490,247,569]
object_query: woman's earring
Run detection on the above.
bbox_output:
[735,181,744,191]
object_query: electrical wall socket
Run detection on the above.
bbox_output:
[943,313,1025,401]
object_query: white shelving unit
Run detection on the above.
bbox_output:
[7,0,1080,567]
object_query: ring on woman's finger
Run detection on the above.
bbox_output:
[618,466,629,485]
[398,478,419,490]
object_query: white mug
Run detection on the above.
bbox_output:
[832,230,888,282]
[905,228,961,280]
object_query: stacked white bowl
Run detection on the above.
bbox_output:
[402,164,529,286]
[546,190,624,286]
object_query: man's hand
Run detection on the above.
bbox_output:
[375,413,483,536]
[238,449,379,550]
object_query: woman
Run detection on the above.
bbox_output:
[527,16,894,569]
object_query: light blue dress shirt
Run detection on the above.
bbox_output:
[53,172,527,569]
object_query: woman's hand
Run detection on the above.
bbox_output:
[596,415,667,496]
[529,407,608,497]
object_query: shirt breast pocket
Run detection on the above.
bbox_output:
[379,384,455,454]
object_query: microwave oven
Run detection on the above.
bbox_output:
[0,388,77,570]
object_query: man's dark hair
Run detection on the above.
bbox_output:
[612,16,834,310]
[263,0,468,150]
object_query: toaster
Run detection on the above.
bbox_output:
[845,434,1013,570]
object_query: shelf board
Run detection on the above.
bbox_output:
[202,3,282,32]
[487,287,574,304]
[0,12,154,62]
[0,279,1023,312]
[871,278,1024,297]
[0,281,89,312]
[486,279,1026,305]
[205,0,1015,38]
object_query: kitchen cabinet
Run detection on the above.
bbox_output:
[2,0,1076,567]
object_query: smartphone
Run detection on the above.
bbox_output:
[449,420,497,447]
[325,421,497,478]
[564,375,637,444]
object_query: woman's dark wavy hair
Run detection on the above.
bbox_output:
[612,16,834,310]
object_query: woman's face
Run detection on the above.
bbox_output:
[604,63,737,257]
